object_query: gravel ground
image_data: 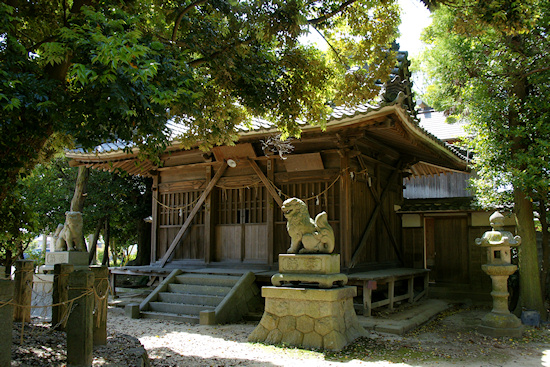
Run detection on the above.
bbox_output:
[11,305,550,366]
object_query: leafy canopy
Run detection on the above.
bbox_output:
[0,0,400,205]
[420,0,550,208]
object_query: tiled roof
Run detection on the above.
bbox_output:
[417,110,467,142]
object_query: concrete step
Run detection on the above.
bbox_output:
[167,283,233,296]
[140,311,199,324]
[175,274,240,287]
[157,292,224,307]
[149,301,215,315]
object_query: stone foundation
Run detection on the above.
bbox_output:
[248,286,364,351]
[41,251,89,274]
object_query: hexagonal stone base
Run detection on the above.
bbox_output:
[248,286,365,351]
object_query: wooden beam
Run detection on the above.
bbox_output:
[274,169,340,184]
[159,162,228,267]
[248,159,284,208]
[340,150,352,267]
[156,161,220,171]
[204,166,215,264]
[266,158,275,265]
[349,164,401,268]
[150,175,159,263]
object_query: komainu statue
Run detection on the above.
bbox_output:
[54,211,87,252]
[282,197,335,254]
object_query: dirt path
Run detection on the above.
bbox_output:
[106,305,550,367]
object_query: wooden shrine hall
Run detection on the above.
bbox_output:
[66,55,470,317]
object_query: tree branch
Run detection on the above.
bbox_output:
[311,24,349,68]
[172,0,208,42]
[307,0,357,25]
[189,38,252,68]
[524,66,550,79]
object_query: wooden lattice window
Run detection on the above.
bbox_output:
[274,181,340,222]
[158,190,204,227]
[218,186,267,224]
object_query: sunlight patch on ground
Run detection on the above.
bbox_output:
[542,349,550,367]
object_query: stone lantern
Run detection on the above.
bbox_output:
[475,211,522,337]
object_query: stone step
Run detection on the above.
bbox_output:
[175,274,240,287]
[149,301,215,315]
[167,283,233,296]
[140,311,199,324]
[157,292,224,307]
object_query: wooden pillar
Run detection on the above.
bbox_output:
[0,279,14,367]
[151,174,159,264]
[52,263,74,330]
[67,269,94,367]
[204,166,215,263]
[13,259,33,323]
[90,266,109,345]
[339,150,352,268]
[267,158,275,265]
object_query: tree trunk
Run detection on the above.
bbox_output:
[88,217,105,265]
[102,216,110,266]
[127,219,151,266]
[70,166,89,212]
[515,188,546,319]
[539,200,550,303]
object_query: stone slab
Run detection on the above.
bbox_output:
[262,285,356,301]
[271,273,347,288]
[278,254,340,274]
[478,325,523,338]
[359,299,450,335]
[46,251,89,266]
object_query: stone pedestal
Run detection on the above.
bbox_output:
[249,253,364,351]
[271,254,348,288]
[41,251,89,274]
[479,263,522,337]
[249,286,363,350]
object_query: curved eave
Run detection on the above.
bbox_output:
[66,94,468,176]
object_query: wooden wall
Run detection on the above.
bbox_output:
[401,212,516,293]
[404,172,472,199]
[348,164,403,269]
[151,138,407,270]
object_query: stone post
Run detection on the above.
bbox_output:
[67,269,94,367]
[0,280,14,367]
[13,259,34,323]
[90,265,109,345]
[52,263,74,330]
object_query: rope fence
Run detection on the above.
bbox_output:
[0,272,113,343]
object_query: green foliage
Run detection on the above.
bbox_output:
[15,156,152,262]
[0,182,38,266]
[419,0,550,208]
[1,0,400,194]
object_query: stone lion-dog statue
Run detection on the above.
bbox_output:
[282,197,335,254]
[54,211,87,252]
